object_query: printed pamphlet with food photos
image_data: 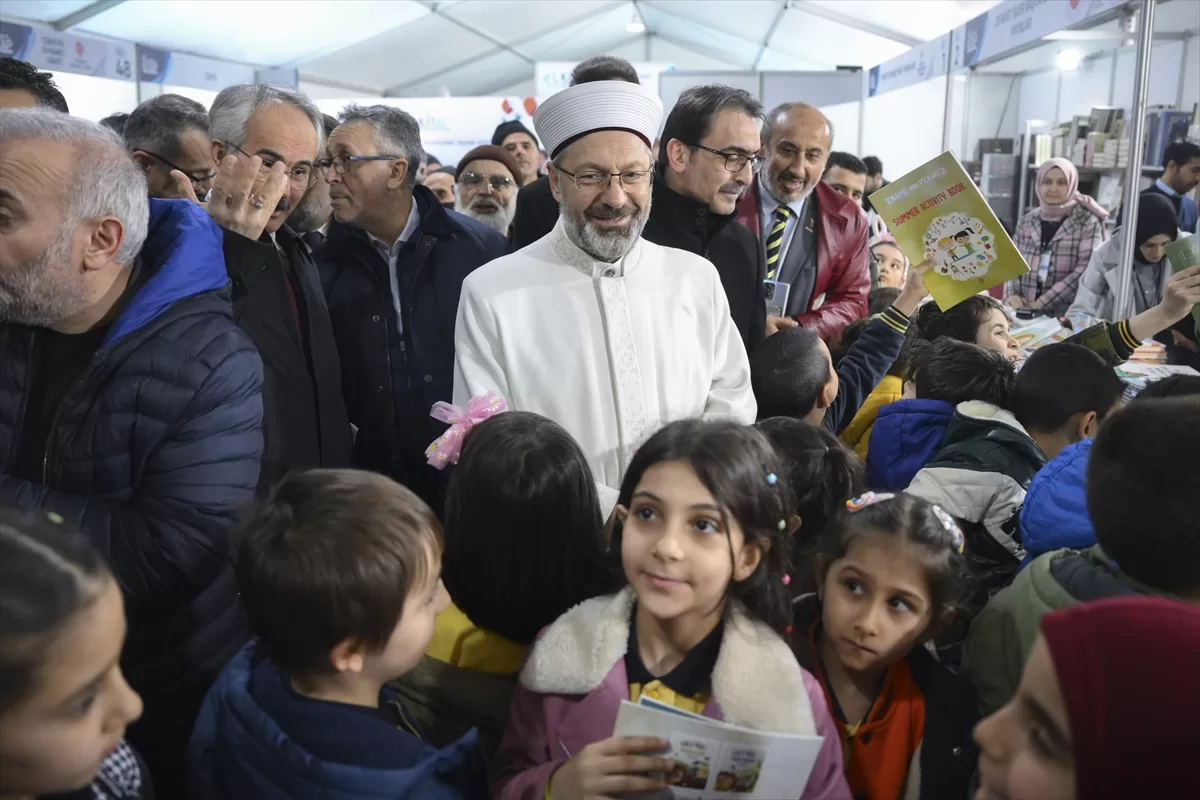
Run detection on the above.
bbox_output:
[612,697,825,798]
[869,151,1028,310]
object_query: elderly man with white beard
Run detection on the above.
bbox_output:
[453,80,756,514]
[453,144,521,238]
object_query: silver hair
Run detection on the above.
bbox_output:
[0,108,149,265]
[338,104,425,188]
[123,93,208,157]
[209,83,325,157]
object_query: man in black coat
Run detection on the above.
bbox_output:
[0,109,262,795]
[510,56,641,249]
[184,85,354,492]
[316,105,507,511]
[642,85,767,353]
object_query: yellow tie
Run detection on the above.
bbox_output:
[765,206,793,280]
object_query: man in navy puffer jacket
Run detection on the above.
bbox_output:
[0,109,263,796]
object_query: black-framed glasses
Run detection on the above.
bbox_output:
[458,171,515,191]
[224,140,316,189]
[141,150,215,189]
[315,154,400,176]
[689,143,763,174]
[557,166,654,191]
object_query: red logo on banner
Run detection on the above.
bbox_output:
[75,40,84,57]
[1070,0,1081,8]
[500,98,512,114]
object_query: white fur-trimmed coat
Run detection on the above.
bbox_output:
[490,588,852,800]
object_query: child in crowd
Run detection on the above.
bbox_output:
[791,492,979,800]
[868,286,902,316]
[491,419,851,800]
[752,264,928,434]
[842,293,1018,460]
[395,410,619,755]
[866,337,1016,492]
[906,337,1067,602]
[829,289,901,365]
[756,418,866,594]
[870,237,909,289]
[0,509,149,800]
[964,398,1200,715]
[974,596,1199,799]
[187,470,485,799]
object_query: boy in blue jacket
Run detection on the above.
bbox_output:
[751,263,929,432]
[188,470,485,799]
[866,337,1016,491]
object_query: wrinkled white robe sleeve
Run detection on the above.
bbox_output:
[702,275,757,423]
[453,278,512,408]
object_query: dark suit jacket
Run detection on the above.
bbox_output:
[510,175,558,249]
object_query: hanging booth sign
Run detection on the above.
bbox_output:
[0,19,134,81]
[868,34,949,97]
[535,61,675,98]
[138,46,255,91]
[956,0,1126,68]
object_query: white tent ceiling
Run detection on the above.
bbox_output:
[2,0,1001,96]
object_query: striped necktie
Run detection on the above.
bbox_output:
[765,206,793,280]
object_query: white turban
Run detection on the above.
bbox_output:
[533,80,664,159]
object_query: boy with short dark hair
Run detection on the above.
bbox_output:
[1009,345,1130,564]
[1011,343,1126,461]
[965,398,1200,715]
[866,337,1016,492]
[751,266,928,432]
[188,469,483,799]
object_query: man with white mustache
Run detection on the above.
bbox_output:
[454,80,755,515]
[734,103,870,341]
[642,85,768,354]
[452,145,521,238]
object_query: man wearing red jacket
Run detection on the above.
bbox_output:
[735,102,869,341]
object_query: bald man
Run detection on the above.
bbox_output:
[734,102,869,341]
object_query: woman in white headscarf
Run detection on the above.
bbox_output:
[1005,158,1108,317]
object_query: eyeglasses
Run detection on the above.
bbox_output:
[689,143,763,174]
[315,154,400,175]
[224,141,316,189]
[458,172,515,191]
[556,167,654,191]
[140,150,215,190]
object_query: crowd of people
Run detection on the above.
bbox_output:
[1,52,1199,800]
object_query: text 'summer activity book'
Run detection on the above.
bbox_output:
[869,151,1028,310]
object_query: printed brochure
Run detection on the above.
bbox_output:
[869,151,1028,310]
[612,698,825,798]
[1163,236,1200,342]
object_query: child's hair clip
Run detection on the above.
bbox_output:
[845,492,896,512]
[782,574,791,586]
[931,505,965,553]
[777,519,787,531]
[424,392,507,469]
[46,512,64,524]
[766,472,778,485]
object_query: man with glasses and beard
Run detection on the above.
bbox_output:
[734,103,869,341]
[642,85,768,354]
[453,144,521,238]
[286,113,339,261]
[454,80,755,515]
[316,105,506,511]
[177,83,353,492]
[125,93,215,200]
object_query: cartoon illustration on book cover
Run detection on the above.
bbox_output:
[924,212,997,281]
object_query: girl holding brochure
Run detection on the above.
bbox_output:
[491,419,851,800]
[791,492,979,800]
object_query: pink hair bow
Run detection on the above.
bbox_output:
[425,392,507,469]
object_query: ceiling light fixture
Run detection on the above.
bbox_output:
[1056,48,1083,71]
[627,5,645,33]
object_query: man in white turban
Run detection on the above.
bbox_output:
[452,80,756,512]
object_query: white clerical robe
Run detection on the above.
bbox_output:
[453,219,757,514]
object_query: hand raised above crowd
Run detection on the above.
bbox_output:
[892,258,933,317]
[171,152,288,241]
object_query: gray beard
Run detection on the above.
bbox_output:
[288,192,332,234]
[0,226,89,327]
[455,198,515,236]
[559,198,651,263]
[765,174,814,208]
